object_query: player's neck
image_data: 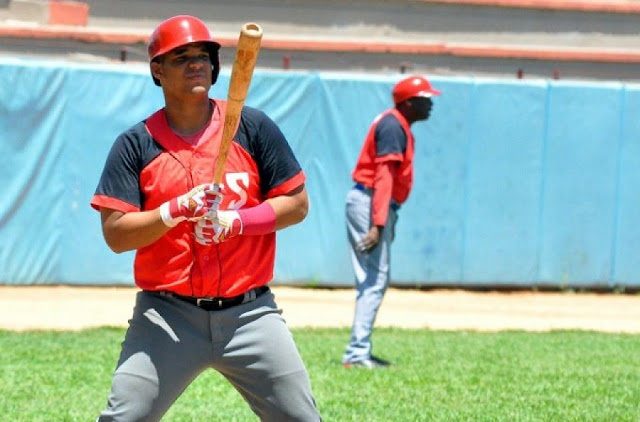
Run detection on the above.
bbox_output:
[165,98,214,136]
[394,107,414,126]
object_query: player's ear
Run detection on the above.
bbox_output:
[150,60,164,84]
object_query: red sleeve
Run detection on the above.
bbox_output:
[266,170,306,198]
[90,194,139,213]
[372,161,397,226]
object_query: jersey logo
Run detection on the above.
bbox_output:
[224,172,249,210]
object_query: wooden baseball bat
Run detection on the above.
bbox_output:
[213,22,263,184]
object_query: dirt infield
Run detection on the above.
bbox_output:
[0,286,638,333]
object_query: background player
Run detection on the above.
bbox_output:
[342,75,441,368]
[91,15,321,421]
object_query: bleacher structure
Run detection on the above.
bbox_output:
[0,0,639,81]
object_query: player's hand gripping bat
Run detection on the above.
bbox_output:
[213,22,263,184]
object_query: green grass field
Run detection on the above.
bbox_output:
[1,327,639,421]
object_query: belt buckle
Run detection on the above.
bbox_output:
[196,298,223,308]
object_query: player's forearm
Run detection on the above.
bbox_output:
[265,184,309,231]
[193,185,309,245]
[371,161,396,226]
[101,209,171,253]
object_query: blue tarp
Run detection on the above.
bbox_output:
[1,57,639,287]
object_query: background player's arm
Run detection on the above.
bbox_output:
[265,184,309,230]
[100,208,170,253]
[357,162,396,253]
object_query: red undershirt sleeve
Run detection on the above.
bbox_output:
[372,161,397,227]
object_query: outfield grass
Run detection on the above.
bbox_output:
[0,328,639,421]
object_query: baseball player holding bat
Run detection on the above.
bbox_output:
[91,15,321,421]
[342,75,441,368]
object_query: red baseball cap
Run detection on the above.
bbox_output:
[392,75,441,104]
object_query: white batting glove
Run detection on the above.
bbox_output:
[194,210,243,245]
[159,183,222,228]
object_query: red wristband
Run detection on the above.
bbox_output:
[237,202,277,235]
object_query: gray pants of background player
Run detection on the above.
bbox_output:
[342,186,397,364]
[97,289,321,422]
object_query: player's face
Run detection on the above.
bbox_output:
[152,43,212,95]
[407,97,434,121]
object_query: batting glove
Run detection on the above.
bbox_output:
[160,183,223,228]
[194,210,243,245]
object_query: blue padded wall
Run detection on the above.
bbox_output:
[1,57,638,288]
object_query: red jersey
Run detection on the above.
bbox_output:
[351,108,415,204]
[91,100,305,297]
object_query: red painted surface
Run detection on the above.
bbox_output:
[49,1,89,26]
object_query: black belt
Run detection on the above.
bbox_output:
[162,286,269,311]
[354,182,372,193]
[353,183,401,212]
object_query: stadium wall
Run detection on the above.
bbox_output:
[1,57,639,288]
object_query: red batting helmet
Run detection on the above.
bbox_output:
[392,76,441,105]
[147,15,221,86]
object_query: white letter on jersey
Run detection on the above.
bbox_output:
[225,172,249,210]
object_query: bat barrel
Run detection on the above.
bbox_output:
[241,23,263,38]
[213,22,263,185]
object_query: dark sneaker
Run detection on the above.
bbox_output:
[370,355,391,366]
[343,356,391,369]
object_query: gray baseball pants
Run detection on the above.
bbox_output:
[97,289,321,421]
[343,186,397,364]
